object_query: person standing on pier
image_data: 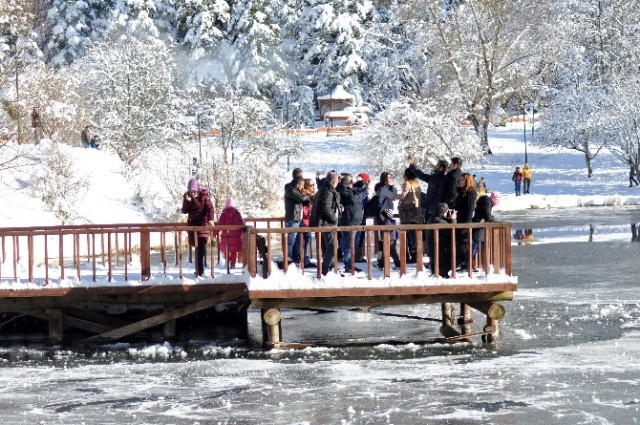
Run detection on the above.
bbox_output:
[310,171,341,276]
[337,174,367,273]
[284,169,310,263]
[217,197,244,269]
[426,203,457,278]
[182,177,215,277]
[398,167,422,263]
[407,156,448,223]
[445,157,464,208]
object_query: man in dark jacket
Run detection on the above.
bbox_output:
[310,171,341,275]
[337,174,366,272]
[407,156,449,224]
[445,157,463,208]
[284,170,310,262]
[426,202,457,278]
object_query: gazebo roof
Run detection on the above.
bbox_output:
[317,85,355,100]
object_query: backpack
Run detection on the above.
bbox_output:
[364,193,380,218]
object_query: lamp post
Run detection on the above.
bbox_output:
[521,103,528,164]
[529,101,535,155]
[196,112,203,166]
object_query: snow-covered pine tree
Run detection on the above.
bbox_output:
[288,0,374,101]
[43,0,113,66]
[174,0,231,48]
[225,0,287,96]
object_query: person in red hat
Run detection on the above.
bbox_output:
[356,173,370,184]
[354,172,371,262]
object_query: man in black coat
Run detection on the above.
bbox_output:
[284,169,310,262]
[445,157,463,208]
[310,171,341,275]
[407,156,449,224]
[337,174,367,272]
[426,202,457,278]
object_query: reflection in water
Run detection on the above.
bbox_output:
[514,223,640,244]
[514,229,534,245]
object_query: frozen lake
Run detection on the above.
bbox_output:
[1,206,639,424]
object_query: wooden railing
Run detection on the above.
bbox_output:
[0,219,512,285]
[245,221,512,280]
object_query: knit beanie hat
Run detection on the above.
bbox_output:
[224,197,236,209]
[187,178,200,192]
[489,191,501,206]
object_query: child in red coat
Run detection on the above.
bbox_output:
[217,198,245,268]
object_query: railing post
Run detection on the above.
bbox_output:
[399,229,406,276]
[383,230,390,278]
[92,233,97,282]
[44,235,49,285]
[504,223,512,275]
[107,232,113,282]
[140,229,151,281]
[27,234,34,283]
[416,229,424,273]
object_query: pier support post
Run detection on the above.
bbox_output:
[163,307,176,338]
[482,317,498,343]
[263,308,282,346]
[469,302,505,320]
[47,309,64,342]
[458,303,473,341]
[439,303,461,339]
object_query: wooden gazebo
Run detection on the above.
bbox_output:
[317,85,355,120]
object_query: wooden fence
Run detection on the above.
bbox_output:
[0,219,512,285]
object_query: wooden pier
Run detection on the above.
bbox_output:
[0,219,516,346]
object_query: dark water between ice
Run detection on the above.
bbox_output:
[1,206,639,425]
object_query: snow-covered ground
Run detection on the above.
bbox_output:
[2,123,638,228]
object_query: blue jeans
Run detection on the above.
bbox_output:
[514,181,522,195]
[285,220,301,261]
[340,231,354,266]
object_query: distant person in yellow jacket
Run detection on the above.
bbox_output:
[522,163,532,194]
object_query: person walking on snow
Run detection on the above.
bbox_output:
[181,177,215,277]
[629,162,639,187]
[512,167,524,196]
[217,197,244,268]
[522,163,532,194]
